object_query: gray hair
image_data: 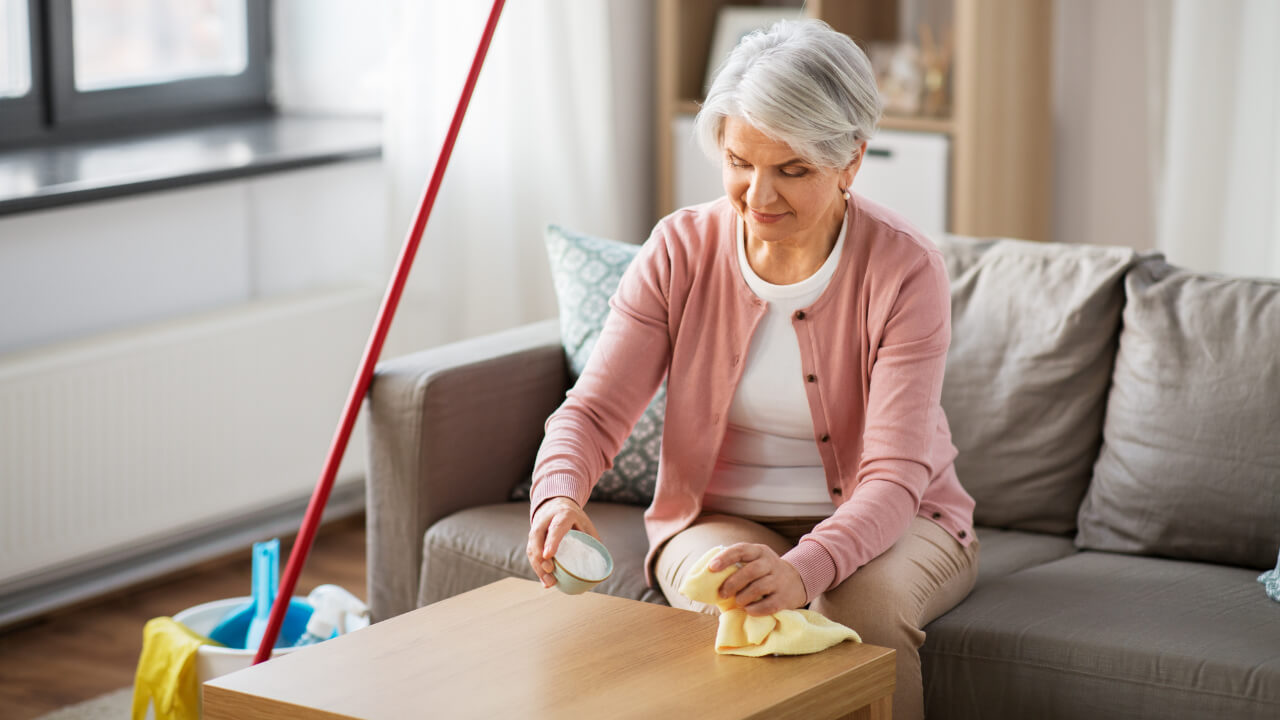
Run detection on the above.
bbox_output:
[694,19,883,169]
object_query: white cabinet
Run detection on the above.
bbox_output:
[855,130,949,237]
[671,114,722,210]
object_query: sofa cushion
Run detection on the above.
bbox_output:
[511,226,665,506]
[971,526,1077,585]
[419,501,668,607]
[934,236,1142,534]
[1076,258,1280,569]
[921,552,1280,719]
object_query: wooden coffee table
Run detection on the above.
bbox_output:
[204,577,895,719]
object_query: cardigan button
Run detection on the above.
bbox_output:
[959,530,968,539]
[931,512,942,520]
[795,310,806,320]
[806,374,817,383]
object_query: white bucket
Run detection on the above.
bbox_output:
[173,596,308,684]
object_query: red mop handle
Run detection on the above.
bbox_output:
[253,0,507,664]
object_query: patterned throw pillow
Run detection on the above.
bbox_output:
[510,226,666,506]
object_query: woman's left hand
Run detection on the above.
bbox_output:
[707,543,808,616]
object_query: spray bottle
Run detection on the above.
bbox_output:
[295,584,370,646]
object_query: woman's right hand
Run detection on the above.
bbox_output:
[527,496,600,588]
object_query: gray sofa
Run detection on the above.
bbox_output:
[365,235,1280,719]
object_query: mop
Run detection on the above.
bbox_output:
[252,0,507,663]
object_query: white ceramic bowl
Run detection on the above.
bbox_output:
[551,530,614,595]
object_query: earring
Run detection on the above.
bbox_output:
[841,188,851,200]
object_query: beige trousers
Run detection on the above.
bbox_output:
[655,513,980,720]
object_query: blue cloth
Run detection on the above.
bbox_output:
[1259,548,1280,602]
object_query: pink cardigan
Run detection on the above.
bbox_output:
[530,194,976,603]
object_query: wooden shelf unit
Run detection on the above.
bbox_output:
[655,0,1052,242]
[881,114,955,135]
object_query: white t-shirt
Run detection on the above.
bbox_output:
[702,215,847,518]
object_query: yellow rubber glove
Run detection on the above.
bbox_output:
[132,616,223,720]
[679,545,861,657]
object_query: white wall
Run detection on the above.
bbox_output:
[1053,0,1158,250]
[0,185,252,353]
[0,158,388,610]
[0,161,387,355]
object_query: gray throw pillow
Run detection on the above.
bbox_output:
[511,226,664,506]
[935,235,1143,534]
[1076,258,1280,569]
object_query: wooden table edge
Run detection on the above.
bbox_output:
[744,644,896,720]
[204,683,360,720]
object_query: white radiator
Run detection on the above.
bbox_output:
[0,286,381,609]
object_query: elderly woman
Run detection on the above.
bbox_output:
[526,19,977,720]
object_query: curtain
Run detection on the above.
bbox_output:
[1152,0,1280,277]
[381,0,654,355]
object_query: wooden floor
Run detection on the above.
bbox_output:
[0,513,368,720]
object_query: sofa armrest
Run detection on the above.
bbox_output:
[365,318,567,621]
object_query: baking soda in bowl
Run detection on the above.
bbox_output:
[555,533,610,581]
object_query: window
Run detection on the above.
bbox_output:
[0,0,269,148]
[1,0,32,99]
[71,0,249,91]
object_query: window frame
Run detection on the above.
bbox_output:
[1,0,271,149]
[0,0,45,144]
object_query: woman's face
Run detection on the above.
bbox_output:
[720,117,864,249]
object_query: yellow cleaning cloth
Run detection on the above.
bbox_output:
[679,546,861,657]
[131,616,222,720]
